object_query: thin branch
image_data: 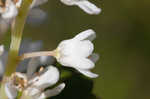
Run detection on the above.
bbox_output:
[19,51,55,60]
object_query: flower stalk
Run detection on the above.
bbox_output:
[0,83,8,99]
[5,0,33,76]
[0,0,33,98]
[20,51,55,60]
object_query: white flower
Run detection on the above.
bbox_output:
[0,0,18,19]
[60,0,101,15]
[24,66,65,99]
[4,66,64,99]
[28,66,59,89]
[56,29,99,78]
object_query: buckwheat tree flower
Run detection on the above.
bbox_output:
[4,66,65,99]
[23,66,65,99]
[60,0,101,15]
[0,0,18,19]
[55,29,99,78]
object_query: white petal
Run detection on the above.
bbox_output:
[74,40,94,57]
[59,57,94,69]
[73,29,96,41]
[2,1,18,19]
[15,0,22,8]
[5,83,17,99]
[74,1,101,15]
[76,68,98,78]
[33,83,65,99]
[57,39,76,57]
[31,66,59,89]
[0,45,4,56]
[60,0,75,6]
[25,87,41,96]
[36,93,46,99]
[89,53,99,63]
[43,83,65,98]
[58,40,93,58]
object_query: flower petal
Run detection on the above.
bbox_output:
[74,29,96,41]
[60,0,101,15]
[60,0,75,5]
[57,39,75,57]
[31,66,59,89]
[5,83,17,99]
[25,87,41,96]
[73,40,94,57]
[2,1,18,19]
[74,1,101,15]
[43,83,65,98]
[15,0,22,7]
[59,57,94,69]
[76,68,99,78]
[58,39,93,58]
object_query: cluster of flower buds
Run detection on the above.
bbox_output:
[0,0,102,98]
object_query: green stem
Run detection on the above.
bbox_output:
[4,0,33,76]
[20,93,32,99]
[0,0,33,98]
[0,83,8,99]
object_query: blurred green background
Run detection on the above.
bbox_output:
[1,0,150,99]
